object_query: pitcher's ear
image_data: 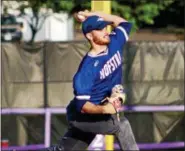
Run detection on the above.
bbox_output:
[86,33,93,41]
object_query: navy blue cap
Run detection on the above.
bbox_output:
[82,15,112,35]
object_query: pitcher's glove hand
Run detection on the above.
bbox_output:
[100,85,126,111]
[111,84,126,104]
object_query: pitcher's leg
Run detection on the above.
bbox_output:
[43,127,95,151]
[115,117,139,151]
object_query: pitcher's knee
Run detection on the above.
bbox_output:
[119,118,131,128]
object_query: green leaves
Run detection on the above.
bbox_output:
[136,3,159,24]
[15,0,177,40]
[59,1,74,12]
[112,0,175,32]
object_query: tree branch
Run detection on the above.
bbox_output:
[37,14,51,31]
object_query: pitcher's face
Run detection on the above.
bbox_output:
[91,27,110,45]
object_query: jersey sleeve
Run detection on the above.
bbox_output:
[73,65,94,112]
[110,22,132,48]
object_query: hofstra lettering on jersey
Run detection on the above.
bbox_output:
[100,51,121,79]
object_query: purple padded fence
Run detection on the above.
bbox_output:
[114,142,185,150]
[1,105,184,115]
[1,105,184,150]
[120,105,184,112]
[1,144,45,151]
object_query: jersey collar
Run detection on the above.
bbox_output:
[87,47,108,57]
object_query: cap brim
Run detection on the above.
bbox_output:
[96,21,113,30]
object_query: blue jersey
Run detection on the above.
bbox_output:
[73,22,132,112]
